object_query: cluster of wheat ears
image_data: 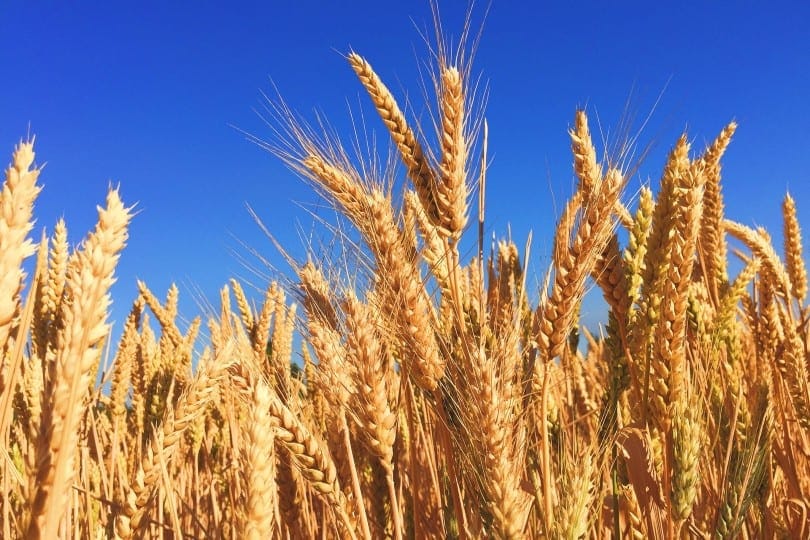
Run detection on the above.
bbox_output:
[2,27,810,540]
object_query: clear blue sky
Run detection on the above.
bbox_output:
[3,2,809,332]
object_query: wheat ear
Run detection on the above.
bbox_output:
[251,281,280,363]
[299,261,353,408]
[343,292,402,537]
[348,52,440,225]
[301,155,443,390]
[697,122,736,294]
[649,158,705,432]
[137,280,183,349]
[243,376,278,540]
[267,382,358,539]
[0,140,41,388]
[671,394,701,522]
[371,189,445,390]
[436,66,468,241]
[782,193,807,302]
[27,188,132,539]
[229,278,255,331]
[537,168,623,361]
[724,220,792,302]
[33,218,69,367]
[570,110,603,203]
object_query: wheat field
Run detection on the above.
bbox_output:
[1,23,809,540]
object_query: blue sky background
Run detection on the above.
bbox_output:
[2,1,809,334]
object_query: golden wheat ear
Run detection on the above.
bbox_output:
[436,65,469,242]
[28,188,132,540]
[257,373,358,540]
[348,52,440,225]
[783,193,807,303]
[697,122,736,296]
[0,140,41,367]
